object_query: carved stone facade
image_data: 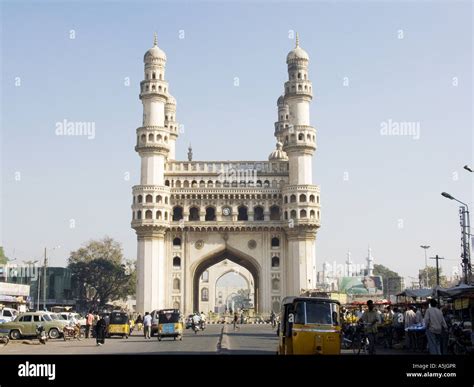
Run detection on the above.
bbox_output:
[132,34,321,315]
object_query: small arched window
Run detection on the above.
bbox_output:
[201,288,209,302]
[137,210,142,220]
[173,206,183,221]
[254,206,264,221]
[290,195,297,203]
[173,256,181,268]
[238,206,248,221]
[152,72,156,79]
[189,207,200,221]
[310,210,316,219]
[137,195,143,203]
[298,133,304,141]
[300,209,307,218]
[205,207,216,221]
[156,210,162,220]
[173,278,180,290]
[271,237,280,247]
[272,278,280,291]
[146,194,153,203]
[271,256,280,268]
[299,194,307,202]
[270,205,280,220]
[309,195,315,203]
[145,210,153,219]
[290,210,297,219]
[173,237,181,247]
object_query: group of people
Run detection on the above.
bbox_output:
[342,299,451,355]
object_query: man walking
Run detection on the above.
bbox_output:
[361,300,379,355]
[143,312,152,339]
[85,310,94,339]
[424,299,448,355]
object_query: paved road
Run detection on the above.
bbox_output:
[221,324,278,354]
[0,325,223,355]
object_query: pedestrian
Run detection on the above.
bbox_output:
[404,306,417,350]
[143,312,152,339]
[424,299,448,355]
[95,315,107,346]
[270,311,276,328]
[85,310,94,339]
[135,314,143,331]
[361,300,378,355]
[233,312,239,330]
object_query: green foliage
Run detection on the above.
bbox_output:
[0,247,8,265]
[373,264,401,296]
[68,237,136,307]
[419,266,448,288]
[68,236,123,265]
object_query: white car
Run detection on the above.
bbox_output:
[59,312,86,327]
[0,308,18,323]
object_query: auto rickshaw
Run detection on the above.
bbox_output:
[157,309,183,341]
[107,311,130,339]
[277,296,341,355]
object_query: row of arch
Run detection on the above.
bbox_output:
[285,83,312,94]
[171,193,283,200]
[168,179,282,189]
[138,133,170,144]
[141,83,168,94]
[133,210,169,220]
[284,194,319,204]
[134,194,168,204]
[172,236,281,248]
[145,71,163,80]
[284,209,319,219]
[171,205,282,221]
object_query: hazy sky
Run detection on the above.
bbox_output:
[1,1,472,284]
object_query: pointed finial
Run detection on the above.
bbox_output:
[153,32,158,46]
[295,32,300,48]
[187,143,193,161]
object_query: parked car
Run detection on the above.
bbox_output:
[0,311,69,340]
[0,308,18,323]
[59,312,87,328]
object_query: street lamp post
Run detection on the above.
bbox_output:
[420,245,430,287]
[42,246,61,311]
[441,192,471,284]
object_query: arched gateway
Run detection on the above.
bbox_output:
[192,246,260,313]
[132,34,321,316]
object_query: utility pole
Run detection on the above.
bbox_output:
[43,247,47,311]
[420,245,430,287]
[430,255,444,303]
[430,255,444,287]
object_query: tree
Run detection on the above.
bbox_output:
[373,264,401,297]
[0,247,8,265]
[418,267,448,288]
[68,237,136,309]
[68,236,123,266]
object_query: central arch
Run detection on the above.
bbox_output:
[193,246,260,313]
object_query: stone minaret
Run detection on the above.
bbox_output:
[132,34,178,313]
[275,34,320,295]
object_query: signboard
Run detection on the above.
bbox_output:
[339,276,383,295]
[0,283,30,297]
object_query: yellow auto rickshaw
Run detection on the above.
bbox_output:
[277,296,341,355]
[107,311,130,339]
[157,309,183,341]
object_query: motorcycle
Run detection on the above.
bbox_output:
[199,320,206,331]
[192,321,200,334]
[448,322,473,355]
[63,323,83,341]
[36,324,47,345]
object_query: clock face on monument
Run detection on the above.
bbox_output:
[222,207,231,216]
